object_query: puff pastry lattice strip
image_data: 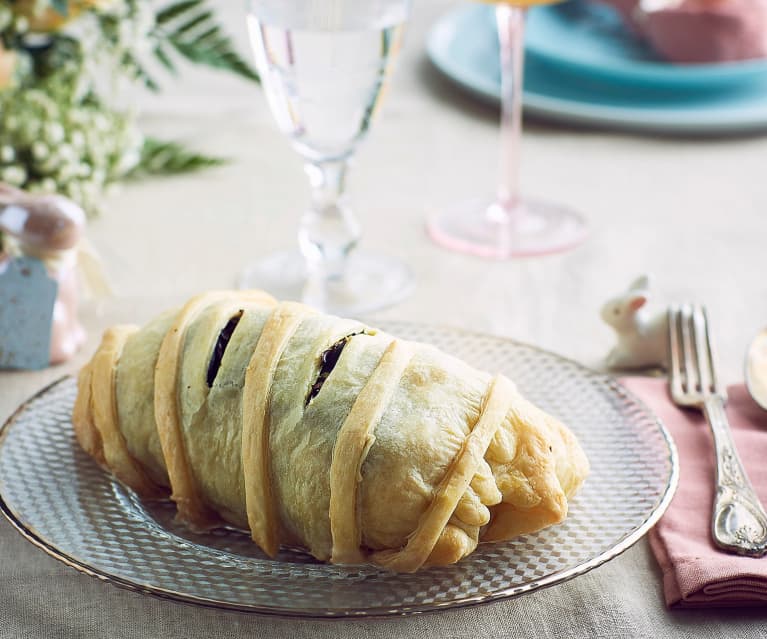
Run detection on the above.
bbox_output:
[154,290,276,529]
[242,301,309,557]
[72,290,589,572]
[329,339,415,564]
[90,325,164,498]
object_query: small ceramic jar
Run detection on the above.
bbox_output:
[0,184,87,364]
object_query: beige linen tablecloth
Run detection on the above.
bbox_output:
[3,1,767,636]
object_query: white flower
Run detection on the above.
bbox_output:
[44,122,66,145]
[70,131,86,151]
[57,144,79,164]
[91,168,106,185]
[0,146,15,163]
[31,141,49,161]
[76,163,92,178]
[13,16,28,34]
[35,155,58,174]
[56,164,77,183]
[94,114,110,132]
[68,111,87,126]
[40,178,57,193]
[117,148,140,174]
[1,165,27,186]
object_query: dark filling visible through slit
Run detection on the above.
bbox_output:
[305,332,362,406]
[206,311,243,387]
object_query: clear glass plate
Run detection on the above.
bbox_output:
[0,321,678,617]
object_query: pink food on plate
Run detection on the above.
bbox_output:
[600,0,767,63]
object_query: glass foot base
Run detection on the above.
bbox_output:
[237,250,414,316]
[427,197,588,259]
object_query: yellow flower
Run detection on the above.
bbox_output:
[13,0,117,33]
[0,42,17,90]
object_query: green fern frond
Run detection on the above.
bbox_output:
[153,44,177,75]
[122,52,160,92]
[171,38,259,82]
[155,0,204,25]
[129,137,226,178]
[173,10,214,37]
[151,0,259,83]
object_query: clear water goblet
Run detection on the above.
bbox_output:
[241,0,414,314]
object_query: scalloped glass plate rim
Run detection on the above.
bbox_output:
[0,323,679,618]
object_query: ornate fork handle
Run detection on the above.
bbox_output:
[704,397,767,557]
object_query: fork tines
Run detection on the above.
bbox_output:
[668,304,727,405]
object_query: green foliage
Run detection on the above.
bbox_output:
[0,54,142,214]
[129,137,226,178]
[121,51,161,92]
[152,0,259,84]
[94,0,259,93]
[0,0,260,214]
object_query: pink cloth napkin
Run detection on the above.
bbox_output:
[621,377,767,608]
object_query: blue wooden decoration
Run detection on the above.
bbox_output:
[0,256,58,370]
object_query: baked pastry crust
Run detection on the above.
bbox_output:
[72,290,589,572]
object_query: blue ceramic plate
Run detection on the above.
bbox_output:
[426,4,767,134]
[527,1,767,91]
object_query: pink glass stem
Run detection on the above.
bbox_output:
[494,4,527,220]
[424,2,588,258]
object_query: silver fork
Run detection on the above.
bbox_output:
[668,304,767,557]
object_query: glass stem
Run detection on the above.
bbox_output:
[298,159,361,281]
[494,4,527,220]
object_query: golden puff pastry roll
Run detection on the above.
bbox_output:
[72,290,589,572]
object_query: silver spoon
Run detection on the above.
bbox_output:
[745,328,767,411]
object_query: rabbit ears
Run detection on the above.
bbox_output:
[626,274,650,311]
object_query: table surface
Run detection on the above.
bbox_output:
[3,1,767,637]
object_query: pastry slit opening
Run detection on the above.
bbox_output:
[306,332,364,406]
[206,310,243,387]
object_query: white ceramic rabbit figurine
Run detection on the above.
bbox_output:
[601,275,669,370]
